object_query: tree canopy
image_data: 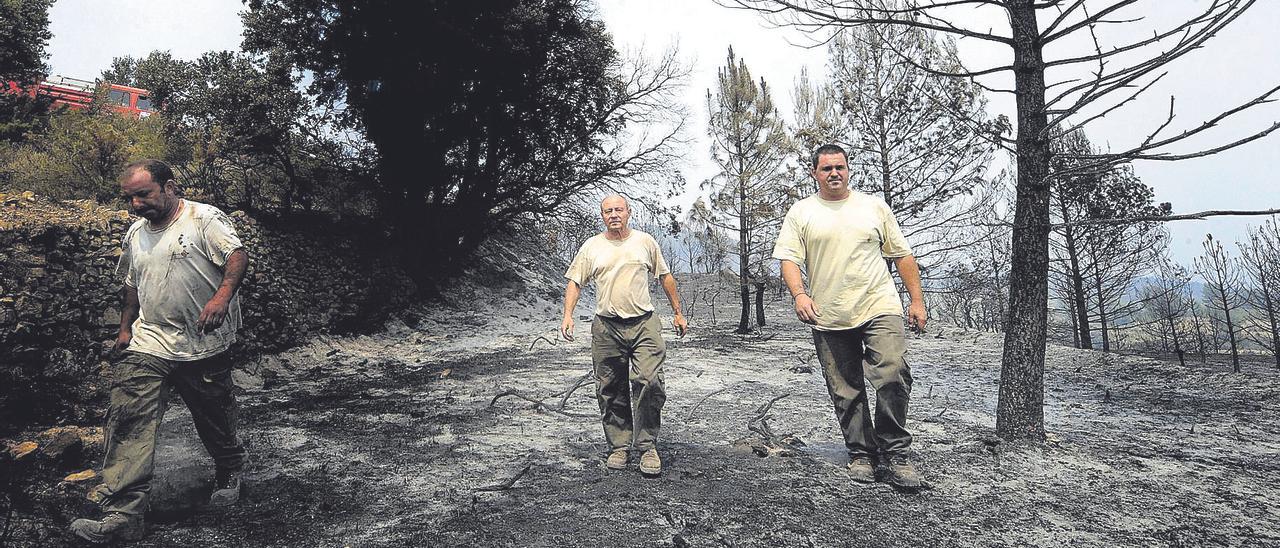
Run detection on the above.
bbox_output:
[241,0,684,275]
[0,0,54,84]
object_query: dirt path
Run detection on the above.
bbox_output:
[22,290,1280,547]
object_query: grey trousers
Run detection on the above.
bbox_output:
[591,312,667,452]
[97,351,247,515]
[812,314,914,458]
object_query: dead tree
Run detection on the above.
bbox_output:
[724,0,1279,440]
[700,48,797,334]
[1194,234,1245,372]
[1140,250,1193,367]
[1239,219,1280,369]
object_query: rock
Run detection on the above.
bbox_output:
[63,469,97,483]
[9,441,38,460]
[39,427,84,463]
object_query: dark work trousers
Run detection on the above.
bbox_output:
[811,314,914,458]
[591,311,667,452]
[97,351,247,516]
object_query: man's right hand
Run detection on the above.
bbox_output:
[794,294,821,325]
[560,316,575,341]
[112,331,132,357]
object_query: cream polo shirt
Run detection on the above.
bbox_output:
[116,200,244,361]
[772,192,913,331]
[565,230,671,319]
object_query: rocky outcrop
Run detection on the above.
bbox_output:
[0,192,416,434]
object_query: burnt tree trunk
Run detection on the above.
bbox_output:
[997,3,1051,441]
[754,281,766,327]
[1057,199,1092,349]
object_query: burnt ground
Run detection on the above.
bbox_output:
[6,280,1280,547]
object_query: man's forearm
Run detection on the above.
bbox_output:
[119,286,140,334]
[213,249,249,302]
[895,255,925,304]
[780,260,806,297]
[660,274,683,315]
[563,281,581,318]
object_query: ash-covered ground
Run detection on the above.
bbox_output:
[8,274,1279,547]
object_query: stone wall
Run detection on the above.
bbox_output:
[0,192,416,434]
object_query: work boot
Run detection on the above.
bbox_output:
[210,468,242,507]
[638,448,662,476]
[70,512,145,544]
[605,449,629,470]
[846,455,876,484]
[885,454,922,490]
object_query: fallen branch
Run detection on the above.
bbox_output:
[476,463,532,492]
[744,394,803,450]
[556,372,593,410]
[686,382,740,420]
[489,371,597,418]
[528,335,558,351]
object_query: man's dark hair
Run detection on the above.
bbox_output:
[810,144,848,169]
[122,159,175,188]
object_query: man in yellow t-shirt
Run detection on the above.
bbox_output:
[773,144,927,490]
[561,195,687,477]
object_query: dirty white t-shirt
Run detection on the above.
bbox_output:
[565,230,671,319]
[772,192,912,331]
[116,200,244,361]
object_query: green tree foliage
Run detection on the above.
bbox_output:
[0,0,55,145]
[697,47,793,333]
[104,50,370,215]
[0,0,53,84]
[0,106,168,201]
[241,0,685,274]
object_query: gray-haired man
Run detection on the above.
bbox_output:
[561,195,687,476]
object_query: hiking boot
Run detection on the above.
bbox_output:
[846,456,876,484]
[70,512,144,544]
[210,468,242,507]
[885,454,922,490]
[638,449,662,476]
[605,449,629,470]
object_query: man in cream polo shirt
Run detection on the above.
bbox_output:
[561,194,687,477]
[774,144,927,490]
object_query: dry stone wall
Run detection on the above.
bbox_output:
[0,192,416,434]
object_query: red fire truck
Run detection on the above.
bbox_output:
[3,75,155,118]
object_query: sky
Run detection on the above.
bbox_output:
[43,0,1279,265]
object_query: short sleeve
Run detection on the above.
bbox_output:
[564,242,592,286]
[878,201,912,258]
[116,234,137,289]
[200,208,244,267]
[651,237,671,279]
[772,205,806,266]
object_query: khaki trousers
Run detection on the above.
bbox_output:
[591,312,667,452]
[812,314,914,458]
[98,351,247,515]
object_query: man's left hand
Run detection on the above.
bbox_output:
[197,296,231,334]
[907,302,927,333]
[673,313,688,338]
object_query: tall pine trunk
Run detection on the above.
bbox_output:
[997,3,1051,441]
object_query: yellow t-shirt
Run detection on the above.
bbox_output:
[772,192,912,331]
[565,230,671,319]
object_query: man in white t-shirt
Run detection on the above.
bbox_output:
[773,144,927,490]
[561,195,687,477]
[71,160,250,543]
